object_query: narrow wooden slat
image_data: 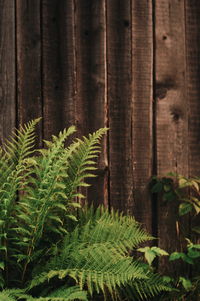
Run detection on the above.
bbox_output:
[131,0,153,232]
[0,0,16,141]
[185,1,200,177]
[42,0,76,139]
[16,0,42,145]
[107,0,133,213]
[155,0,188,273]
[185,0,200,277]
[75,0,108,206]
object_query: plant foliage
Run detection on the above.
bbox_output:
[151,174,200,300]
[0,119,170,300]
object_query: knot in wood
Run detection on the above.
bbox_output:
[156,79,176,100]
[170,106,183,123]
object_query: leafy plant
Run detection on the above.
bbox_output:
[0,119,171,300]
[151,174,200,300]
[138,246,168,266]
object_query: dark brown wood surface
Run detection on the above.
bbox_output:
[16,0,42,146]
[131,0,153,232]
[42,0,76,140]
[155,0,189,273]
[1,0,200,274]
[75,0,108,206]
[107,0,133,213]
[185,0,200,277]
[0,0,16,142]
[185,0,200,178]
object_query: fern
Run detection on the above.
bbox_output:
[0,118,41,287]
[0,287,88,301]
[0,119,172,300]
[0,288,31,301]
[64,129,107,201]
[29,206,170,300]
[43,286,88,301]
[119,274,173,300]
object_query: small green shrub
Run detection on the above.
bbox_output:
[151,174,200,300]
[0,119,171,300]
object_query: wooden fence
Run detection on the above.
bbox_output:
[1,0,200,271]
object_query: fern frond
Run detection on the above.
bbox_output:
[0,288,30,301]
[11,127,108,285]
[65,128,108,200]
[29,206,152,298]
[15,126,77,282]
[18,127,106,251]
[44,285,88,301]
[119,274,173,300]
[0,119,41,287]
[77,205,152,254]
[30,260,147,297]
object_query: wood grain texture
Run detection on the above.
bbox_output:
[185,1,200,178]
[107,0,133,213]
[185,0,200,277]
[131,0,153,232]
[0,0,16,142]
[75,0,108,206]
[16,0,42,145]
[155,0,188,273]
[42,0,76,140]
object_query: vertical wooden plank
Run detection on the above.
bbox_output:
[75,0,108,206]
[185,1,200,177]
[42,0,76,139]
[155,0,188,273]
[0,0,16,142]
[107,0,133,213]
[16,0,42,144]
[185,0,200,277]
[131,0,153,232]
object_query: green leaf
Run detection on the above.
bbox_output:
[151,246,169,256]
[182,254,194,264]
[66,214,78,222]
[0,220,5,226]
[163,185,171,192]
[192,202,200,214]
[169,252,184,261]
[138,247,157,265]
[151,182,163,193]
[0,246,7,252]
[69,202,82,208]
[0,262,4,270]
[162,276,174,283]
[178,178,188,188]
[189,243,200,250]
[144,249,157,265]
[191,180,199,191]
[170,249,194,264]
[179,277,193,291]
[187,248,200,259]
[179,202,193,216]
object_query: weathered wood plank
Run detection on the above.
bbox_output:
[0,0,16,142]
[185,1,200,178]
[185,0,200,277]
[42,0,76,139]
[131,0,153,232]
[155,0,188,273]
[16,0,42,145]
[107,0,133,213]
[75,0,108,206]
